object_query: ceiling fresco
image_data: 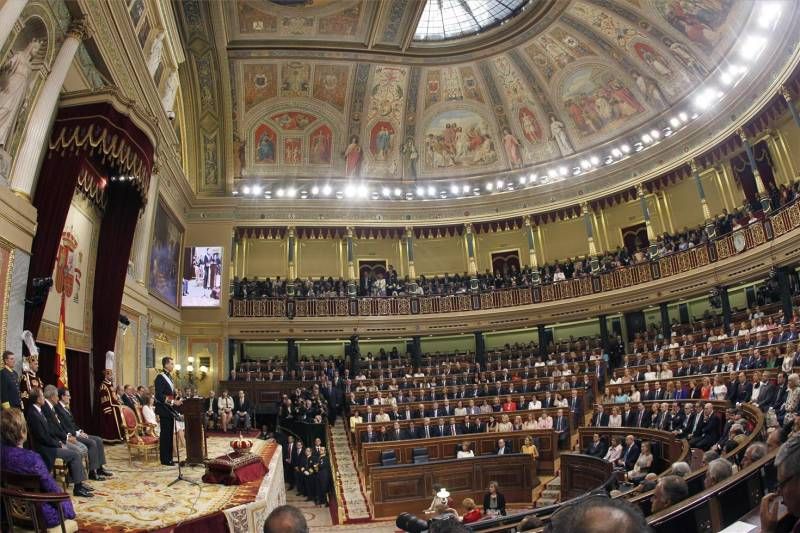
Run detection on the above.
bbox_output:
[176,0,755,192]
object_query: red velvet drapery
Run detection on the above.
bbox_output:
[90,182,142,390]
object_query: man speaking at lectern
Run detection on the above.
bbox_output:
[155,357,182,466]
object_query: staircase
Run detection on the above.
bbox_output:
[327,423,372,522]
[535,477,561,507]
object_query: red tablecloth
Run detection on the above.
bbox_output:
[202,452,268,485]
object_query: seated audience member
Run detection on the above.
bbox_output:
[521,436,539,460]
[651,475,689,513]
[234,390,252,430]
[121,385,140,410]
[689,403,721,450]
[704,458,734,489]
[495,438,512,455]
[54,387,113,480]
[627,441,653,483]
[24,388,93,498]
[457,442,474,458]
[1,408,78,528]
[547,496,651,533]
[616,434,640,471]
[141,394,158,435]
[670,461,691,478]
[218,390,234,432]
[348,410,363,433]
[483,481,506,517]
[603,436,623,463]
[760,435,800,533]
[263,504,308,533]
[584,433,607,458]
[204,390,219,429]
[741,441,768,468]
[461,498,482,524]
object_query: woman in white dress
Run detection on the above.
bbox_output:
[608,406,623,428]
[141,394,159,436]
[711,375,728,401]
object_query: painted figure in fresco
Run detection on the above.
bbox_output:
[0,39,41,148]
[401,137,418,181]
[376,125,392,160]
[344,135,362,177]
[310,128,331,164]
[257,132,275,162]
[549,115,573,156]
[520,108,542,143]
[502,128,523,168]
[632,70,668,107]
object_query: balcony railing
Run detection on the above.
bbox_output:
[229,201,800,318]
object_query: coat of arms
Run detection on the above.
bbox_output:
[55,229,82,301]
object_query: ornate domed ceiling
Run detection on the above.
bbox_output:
[174,0,784,197]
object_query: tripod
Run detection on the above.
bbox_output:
[168,413,199,487]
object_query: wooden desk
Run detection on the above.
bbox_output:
[369,453,537,519]
[560,453,614,500]
[361,429,557,479]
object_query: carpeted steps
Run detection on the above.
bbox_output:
[535,476,561,507]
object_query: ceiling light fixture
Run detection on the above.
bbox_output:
[311,185,320,195]
[286,187,296,198]
[322,184,332,196]
[242,185,251,195]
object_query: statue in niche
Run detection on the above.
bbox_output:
[147,31,165,76]
[161,70,179,112]
[0,39,42,149]
[548,115,573,156]
[401,137,417,181]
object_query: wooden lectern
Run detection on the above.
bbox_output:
[181,398,207,465]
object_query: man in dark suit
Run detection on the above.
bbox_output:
[385,422,405,441]
[771,373,789,411]
[406,422,421,439]
[752,372,777,411]
[591,405,609,427]
[568,390,583,426]
[25,388,93,497]
[616,435,640,471]
[689,403,721,450]
[420,419,434,439]
[462,415,476,434]
[203,390,219,429]
[633,403,651,428]
[121,385,139,410]
[447,417,462,437]
[733,372,753,403]
[433,418,449,437]
[583,433,607,458]
[54,387,112,480]
[1,350,21,409]
[361,424,380,443]
[234,391,252,430]
[154,356,182,466]
[495,438,513,455]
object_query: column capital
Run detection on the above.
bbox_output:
[67,18,91,41]
[736,127,749,143]
[580,202,591,215]
[464,222,473,233]
[287,226,296,237]
[689,159,701,174]
[404,226,413,237]
[780,85,793,103]
[345,226,354,238]
[635,183,646,197]
[523,214,532,227]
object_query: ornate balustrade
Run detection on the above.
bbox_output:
[229,202,800,318]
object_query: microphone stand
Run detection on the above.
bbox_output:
[168,402,199,487]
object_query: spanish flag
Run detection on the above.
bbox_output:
[55,292,68,389]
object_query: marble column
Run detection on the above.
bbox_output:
[464,223,478,290]
[0,0,28,52]
[345,226,356,296]
[10,19,88,198]
[636,184,656,242]
[131,172,160,283]
[404,227,416,284]
[581,202,598,256]
[690,160,712,220]
[780,85,800,129]
[4,250,30,372]
[523,215,538,268]
[736,128,770,211]
[286,226,296,296]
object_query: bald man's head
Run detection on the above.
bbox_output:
[263,505,307,533]
[548,497,651,533]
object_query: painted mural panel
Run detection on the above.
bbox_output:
[369,121,395,161]
[560,66,645,137]
[149,199,183,308]
[284,137,302,165]
[43,196,98,332]
[317,4,362,35]
[237,2,278,33]
[309,124,333,165]
[422,110,498,171]
[280,61,311,97]
[271,111,317,130]
[242,63,278,112]
[312,64,349,112]
[254,124,277,163]
[652,0,734,51]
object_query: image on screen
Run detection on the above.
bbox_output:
[182,246,223,307]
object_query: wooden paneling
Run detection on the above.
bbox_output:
[370,453,536,519]
[560,453,613,500]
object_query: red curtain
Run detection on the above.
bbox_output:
[90,183,142,401]
[23,156,85,335]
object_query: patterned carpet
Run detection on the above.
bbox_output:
[74,437,270,532]
[327,423,372,522]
